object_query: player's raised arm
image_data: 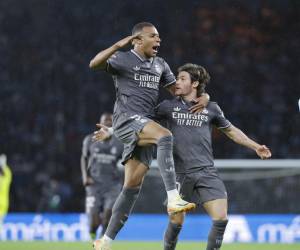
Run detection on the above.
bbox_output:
[89,34,141,70]
[221,125,272,159]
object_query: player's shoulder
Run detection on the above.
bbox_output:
[207,101,222,108]
[110,50,129,60]
[206,101,223,112]
[154,56,169,66]
[160,97,178,107]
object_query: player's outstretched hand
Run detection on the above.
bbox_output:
[93,123,111,141]
[115,33,141,48]
[256,145,272,159]
[189,93,210,113]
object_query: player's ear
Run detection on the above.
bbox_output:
[132,37,142,46]
[192,81,199,89]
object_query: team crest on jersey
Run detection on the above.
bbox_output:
[110,146,117,155]
[154,64,162,74]
[173,107,181,112]
[202,108,209,114]
[133,66,140,71]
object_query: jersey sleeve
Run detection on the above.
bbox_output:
[211,103,231,129]
[160,60,176,88]
[106,51,124,75]
[82,135,91,158]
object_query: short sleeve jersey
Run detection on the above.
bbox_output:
[106,50,176,119]
[155,98,231,173]
[82,134,124,183]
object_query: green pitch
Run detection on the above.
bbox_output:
[1,241,299,250]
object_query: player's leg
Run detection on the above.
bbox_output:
[164,212,185,250]
[101,183,122,237]
[101,209,112,237]
[194,168,228,250]
[138,121,195,214]
[164,173,193,250]
[203,199,228,250]
[93,158,147,250]
[86,186,102,240]
[138,121,176,192]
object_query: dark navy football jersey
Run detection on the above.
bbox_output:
[155,98,231,173]
[106,49,176,120]
[82,134,124,183]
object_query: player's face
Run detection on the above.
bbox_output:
[100,114,112,127]
[175,71,194,96]
[138,26,161,58]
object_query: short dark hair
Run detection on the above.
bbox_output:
[132,22,155,35]
[100,112,112,119]
[178,63,210,95]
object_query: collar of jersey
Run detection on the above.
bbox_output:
[179,97,194,107]
[131,49,153,63]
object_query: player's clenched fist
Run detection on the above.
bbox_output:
[256,145,272,159]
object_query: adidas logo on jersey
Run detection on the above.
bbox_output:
[174,107,181,112]
[154,64,162,74]
[202,108,209,114]
[133,66,140,71]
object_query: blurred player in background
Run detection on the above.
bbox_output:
[89,22,209,250]
[81,113,124,240]
[155,63,272,250]
[0,154,12,229]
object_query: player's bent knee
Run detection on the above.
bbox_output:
[157,128,172,139]
[212,213,228,221]
[123,174,144,187]
[123,180,143,188]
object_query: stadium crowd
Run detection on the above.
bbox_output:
[0,0,299,213]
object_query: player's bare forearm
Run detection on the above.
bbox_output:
[80,156,89,185]
[222,125,260,151]
[89,34,140,70]
[89,44,120,70]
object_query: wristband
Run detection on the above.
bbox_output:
[107,127,114,136]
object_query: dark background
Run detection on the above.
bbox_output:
[0,0,299,213]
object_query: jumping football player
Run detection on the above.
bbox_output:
[90,22,209,250]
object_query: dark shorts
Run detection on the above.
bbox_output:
[176,167,227,205]
[85,184,121,216]
[113,113,154,167]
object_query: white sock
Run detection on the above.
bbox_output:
[167,189,180,201]
[103,234,113,243]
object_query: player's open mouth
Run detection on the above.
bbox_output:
[152,46,159,53]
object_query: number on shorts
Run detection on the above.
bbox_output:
[86,196,95,213]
